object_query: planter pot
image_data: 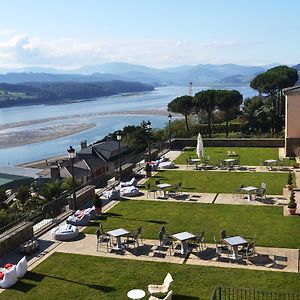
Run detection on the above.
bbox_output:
[288,208,297,215]
[95,206,102,214]
[286,184,293,191]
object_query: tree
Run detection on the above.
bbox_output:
[37,181,64,202]
[250,66,298,134]
[168,95,193,135]
[217,90,243,137]
[0,188,8,210]
[16,185,31,204]
[193,90,218,138]
[242,96,272,134]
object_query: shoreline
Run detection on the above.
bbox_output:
[0,108,179,150]
[0,123,95,149]
[0,108,171,131]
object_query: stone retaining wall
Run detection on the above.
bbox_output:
[0,222,33,258]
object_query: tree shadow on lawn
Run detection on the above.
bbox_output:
[11,271,115,293]
[104,212,167,225]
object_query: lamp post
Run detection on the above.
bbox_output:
[116,132,122,180]
[146,120,152,162]
[168,113,172,149]
[67,146,77,210]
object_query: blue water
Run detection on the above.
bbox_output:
[0,85,257,165]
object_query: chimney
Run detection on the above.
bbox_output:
[80,140,87,150]
[50,162,61,181]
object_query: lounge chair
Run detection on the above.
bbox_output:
[120,186,139,197]
[149,290,173,300]
[232,184,244,198]
[51,224,79,241]
[120,177,137,188]
[16,256,27,278]
[148,273,173,296]
[0,265,18,289]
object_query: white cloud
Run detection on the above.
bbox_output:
[0,34,277,69]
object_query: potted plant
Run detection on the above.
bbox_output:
[288,190,297,215]
[93,194,102,214]
[286,171,293,191]
[145,163,152,178]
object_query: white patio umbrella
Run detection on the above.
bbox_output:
[196,132,204,158]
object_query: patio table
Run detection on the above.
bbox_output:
[106,228,129,251]
[223,236,248,260]
[127,289,146,299]
[240,186,258,201]
[156,183,172,198]
[171,231,196,255]
[264,159,278,170]
[223,158,236,170]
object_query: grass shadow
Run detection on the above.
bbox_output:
[173,295,200,300]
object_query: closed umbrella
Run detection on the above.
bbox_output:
[196,132,204,158]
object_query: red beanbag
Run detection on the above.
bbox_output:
[0,272,4,280]
[4,263,13,269]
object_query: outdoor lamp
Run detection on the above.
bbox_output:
[67,146,77,210]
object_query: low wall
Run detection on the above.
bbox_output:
[68,185,95,209]
[0,222,33,258]
[171,138,285,149]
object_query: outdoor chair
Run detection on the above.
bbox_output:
[168,183,179,198]
[232,184,244,198]
[255,182,266,202]
[0,265,18,289]
[146,183,157,198]
[188,231,205,256]
[158,227,173,254]
[16,256,27,278]
[149,290,173,300]
[220,229,227,240]
[96,225,111,251]
[214,236,230,259]
[238,242,256,264]
[148,273,173,296]
[218,158,227,170]
[125,226,143,249]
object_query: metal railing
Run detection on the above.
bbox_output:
[211,286,300,300]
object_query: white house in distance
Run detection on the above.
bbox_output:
[283,85,300,157]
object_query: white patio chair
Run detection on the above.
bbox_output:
[149,290,173,300]
[148,273,173,296]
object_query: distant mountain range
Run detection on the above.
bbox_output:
[0,62,289,86]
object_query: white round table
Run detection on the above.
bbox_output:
[127,289,146,299]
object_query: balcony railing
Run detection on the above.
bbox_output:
[211,286,300,300]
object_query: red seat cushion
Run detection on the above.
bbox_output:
[4,263,13,269]
[0,272,4,280]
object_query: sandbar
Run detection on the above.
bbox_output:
[0,123,95,149]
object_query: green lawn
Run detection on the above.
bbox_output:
[174,147,289,166]
[1,253,299,300]
[147,170,290,194]
[84,200,300,248]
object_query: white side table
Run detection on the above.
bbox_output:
[127,289,146,299]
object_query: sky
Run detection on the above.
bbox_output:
[0,0,299,69]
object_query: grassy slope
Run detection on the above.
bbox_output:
[84,200,300,248]
[2,253,299,300]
